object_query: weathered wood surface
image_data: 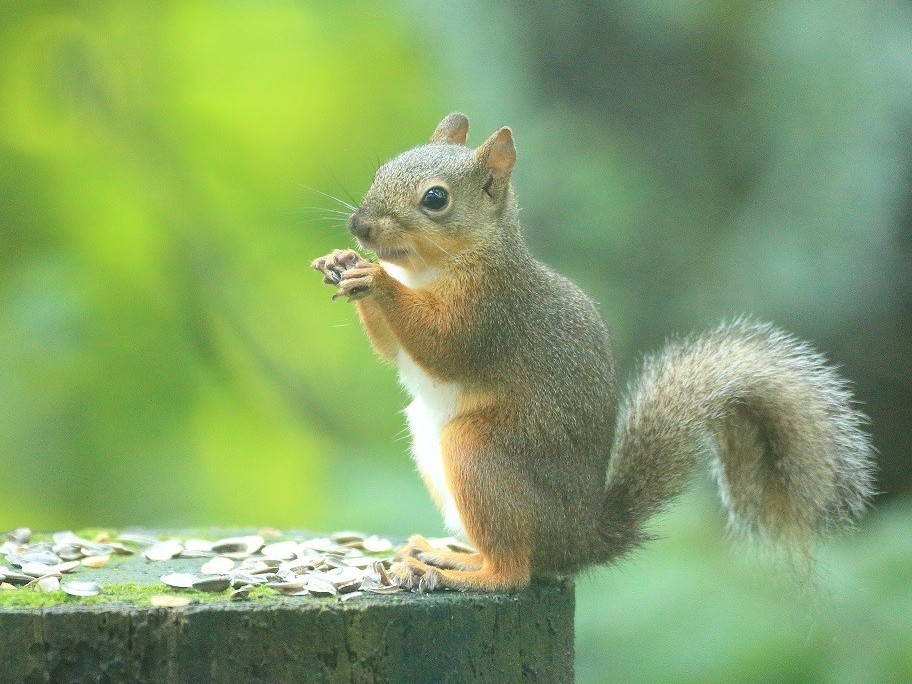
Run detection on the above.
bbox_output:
[0,530,574,684]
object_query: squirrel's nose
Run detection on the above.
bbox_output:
[348,213,371,240]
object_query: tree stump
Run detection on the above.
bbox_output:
[0,530,574,683]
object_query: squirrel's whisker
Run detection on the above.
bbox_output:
[293,183,357,212]
[326,170,359,207]
[295,207,352,216]
[416,233,450,257]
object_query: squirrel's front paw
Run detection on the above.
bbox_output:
[333,262,381,301]
[310,249,368,286]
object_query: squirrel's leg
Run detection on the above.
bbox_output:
[445,411,535,590]
[310,250,399,360]
[354,300,399,361]
[343,265,471,374]
[392,410,535,592]
[394,535,483,571]
[326,255,477,374]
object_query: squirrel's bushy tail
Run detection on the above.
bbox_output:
[597,318,875,563]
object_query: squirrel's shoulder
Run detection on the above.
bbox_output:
[469,252,614,361]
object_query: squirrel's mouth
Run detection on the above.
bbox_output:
[364,244,412,262]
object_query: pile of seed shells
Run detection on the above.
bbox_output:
[1,528,129,597]
[1,528,472,605]
[141,531,404,606]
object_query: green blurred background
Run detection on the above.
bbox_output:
[2,1,910,681]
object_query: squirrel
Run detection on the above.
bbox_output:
[311,112,875,592]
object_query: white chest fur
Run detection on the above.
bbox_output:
[397,350,465,536]
[380,260,440,290]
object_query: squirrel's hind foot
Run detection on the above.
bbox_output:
[390,556,442,593]
[394,535,484,571]
[391,554,530,593]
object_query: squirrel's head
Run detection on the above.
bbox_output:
[348,113,517,269]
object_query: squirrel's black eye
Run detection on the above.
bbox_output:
[420,186,449,212]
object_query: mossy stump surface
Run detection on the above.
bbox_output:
[0,529,574,683]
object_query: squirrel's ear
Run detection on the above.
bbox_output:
[474,127,516,178]
[430,112,469,144]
